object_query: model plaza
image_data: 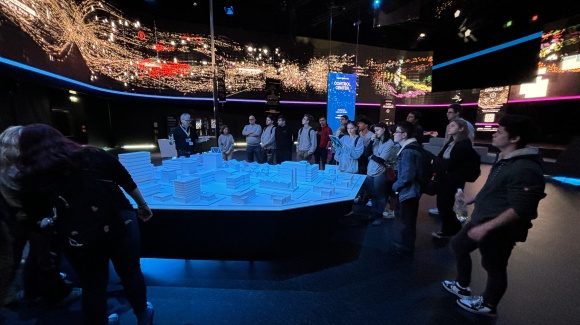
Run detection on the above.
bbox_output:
[118,151,366,211]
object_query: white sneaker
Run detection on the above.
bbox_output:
[382,211,395,219]
[428,208,439,215]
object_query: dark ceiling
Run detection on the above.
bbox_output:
[117,0,580,53]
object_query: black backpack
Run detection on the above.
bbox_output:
[464,147,482,182]
[53,170,125,248]
[403,143,438,195]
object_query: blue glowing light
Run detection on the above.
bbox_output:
[432,31,543,70]
[373,0,381,10]
[551,176,580,187]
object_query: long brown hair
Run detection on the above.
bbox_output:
[451,119,470,143]
[17,124,85,181]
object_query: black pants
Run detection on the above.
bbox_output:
[393,197,419,253]
[436,181,463,235]
[65,210,147,325]
[314,147,329,166]
[451,222,516,306]
[276,148,292,164]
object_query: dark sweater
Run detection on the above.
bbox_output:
[470,148,546,242]
[275,124,294,150]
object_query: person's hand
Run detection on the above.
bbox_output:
[137,205,153,222]
[467,224,487,242]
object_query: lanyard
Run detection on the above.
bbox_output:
[180,125,190,137]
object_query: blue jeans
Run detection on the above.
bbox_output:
[393,197,419,253]
[65,210,148,325]
[364,173,387,218]
[246,145,262,163]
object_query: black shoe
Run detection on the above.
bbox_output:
[431,231,453,239]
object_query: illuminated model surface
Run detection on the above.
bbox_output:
[117,151,366,260]
[119,152,365,211]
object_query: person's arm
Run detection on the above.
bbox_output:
[127,187,153,222]
[308,129,317,155]
[242,125,249,136]
[468,208,518,241]
[350,137,364,159]
[225,135,234,154]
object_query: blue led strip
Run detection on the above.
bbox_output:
[0,56,211,101]
[432,31,543,70]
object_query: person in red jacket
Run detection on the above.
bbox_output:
[314,116,332,170]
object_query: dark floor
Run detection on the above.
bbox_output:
[2,164,580,325]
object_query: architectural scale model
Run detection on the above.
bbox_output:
[118,151,366,211]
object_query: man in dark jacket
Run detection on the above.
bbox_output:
[275,115,294,163]
[442,115,546,317]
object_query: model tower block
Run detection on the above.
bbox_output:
[202,151,223,170]
[173,176,201,203]
[279,161,319,182]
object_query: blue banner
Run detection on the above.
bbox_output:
[327,72,357,133]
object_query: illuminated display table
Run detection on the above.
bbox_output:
[120,152,365,260]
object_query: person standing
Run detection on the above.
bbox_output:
[430,104,475,215]
[335,121,363,174]
[431,119,475,239]
[364,123,394,226]
[275,115,293,164]
[169,113,208,158]
[242,115,263,163]
[296,114,317,162]
[391,121,422,257]
[442,115,546,317]
[329,115,349,165]
[260,115,277,165]
[314,116,332,170]
[406,110,426,145]
[218,125,234,161]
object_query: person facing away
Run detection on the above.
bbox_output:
[260,114,277,165]
[406,110,425,145]
[169,113,208,158]
[17,124,154,325]
[431,119,475,239]
[335,120,363,174]
[275,115,293,164]
[296,114,317,162]
[218,125,234,161]
[442,115,546,317]
[242,115,263,163]
[391,121,422,257]
[314,116,332,170]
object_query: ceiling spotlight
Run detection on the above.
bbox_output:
[464,29,471,37]
[454,10,461,18]
[503,21,512,28]
[419,33,426,38]
[531,15,538,22]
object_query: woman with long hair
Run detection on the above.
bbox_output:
[0,125,80,306]
[17,124,154,325]
[335,121,364,173]
[364,122,394,226]
[431,119,474,239]
[218,125,235,161]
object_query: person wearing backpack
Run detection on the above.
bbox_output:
[296,114,317,162]
[391,121,422,258]
[432,119,479,239]
[17,124,154,325]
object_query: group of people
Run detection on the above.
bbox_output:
[217,114,334,170]
[1,106,545,322]
[333,106,546,317]
[0,124,154,325]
